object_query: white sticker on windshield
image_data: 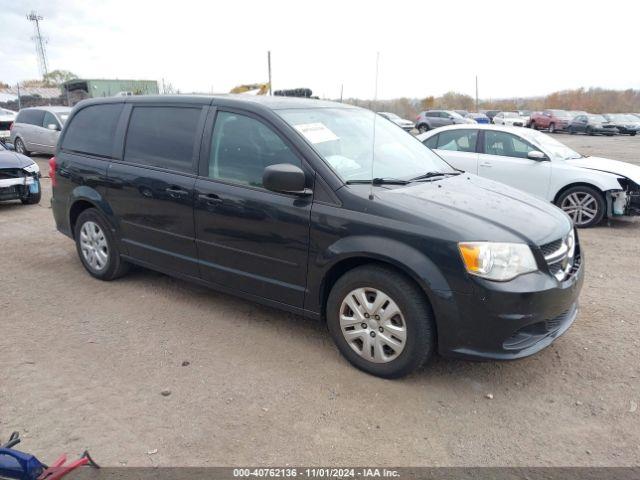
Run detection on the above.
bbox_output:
[294,122,339,144]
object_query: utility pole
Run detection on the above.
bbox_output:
[16,83,22,110]
[267,51,272,95]
[475,75,479,112]
[27,11,49,78]
[340,84,343,103]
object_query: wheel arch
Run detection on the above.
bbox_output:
[314,237,453,320]
[68,186,115,235]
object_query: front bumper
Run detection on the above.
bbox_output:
[431,247,584,361]
[0,174,38,201]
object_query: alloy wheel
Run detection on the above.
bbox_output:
[560,192,599,227]
[15,139,25,154]
[79,221,109,271]
[339,287,407,364]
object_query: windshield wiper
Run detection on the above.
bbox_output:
[410,171,460,181]
[346,177,411,185]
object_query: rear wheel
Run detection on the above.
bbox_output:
[326,265,436,378]
[14,138,30,156]
[556,186,605,228]
[631,132,637,136]
[530,121,537,130]
[569,126,576,134]
[74,208,129,280]
[586,126,594,136]
[417,124,430,134]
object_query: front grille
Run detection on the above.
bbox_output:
[540,230,579,281]
[540,239,562,256]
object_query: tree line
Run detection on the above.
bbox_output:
[343,88,640,119]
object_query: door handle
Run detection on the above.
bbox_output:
[165,186,189,198]
[198,193,223,205]
[480,162,493,168]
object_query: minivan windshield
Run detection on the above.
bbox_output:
[278,107,455,182]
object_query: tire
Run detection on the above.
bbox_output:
[569,126,575,135]
[21,178,41,205]
[548,123,556,133]
[530,121,537,130]
[74,208,129,280]
[14,138,30,156]
[417,124,430,134]
[631,132,637,136]
[556,185,605,228]
[586,126,594,136]
[326,264,436,378]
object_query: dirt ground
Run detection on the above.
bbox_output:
[1,133,639,467]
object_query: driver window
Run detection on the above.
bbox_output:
[209,111,301,188]
[42,112,58,129]
[484,131,536,159]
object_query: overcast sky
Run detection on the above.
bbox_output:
[1,0,638,100]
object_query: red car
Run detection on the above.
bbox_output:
[529,109,572,133]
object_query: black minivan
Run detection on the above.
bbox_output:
[51,95,584,378]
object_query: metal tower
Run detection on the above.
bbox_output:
[27,11,49,78]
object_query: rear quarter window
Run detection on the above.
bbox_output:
[62,104,124,157]
[16,109,45,126]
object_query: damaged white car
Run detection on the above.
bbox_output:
[418,124,640,227]
[0,141,41,205]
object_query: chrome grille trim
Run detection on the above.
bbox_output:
[541,230,577,281]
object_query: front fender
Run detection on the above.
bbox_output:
[305,234,455,317]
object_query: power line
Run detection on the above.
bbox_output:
[27,11,49,78]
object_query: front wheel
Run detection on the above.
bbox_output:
[530,122,537,130]
[586,126,594,136]
[326,265,436,378]
[631,132,637,136]
[556,186,605,228]
[74,208,129,280]
[14,138,30,156]
[548,123,556,133]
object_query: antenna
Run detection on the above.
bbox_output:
[27,11,48,78]
[369,52,380,201]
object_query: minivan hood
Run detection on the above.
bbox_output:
[566,156,640,185]
[373,174,571,245]
[0,151,34,169]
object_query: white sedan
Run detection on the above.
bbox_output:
[492,111,527,127]
[418,124,640,227]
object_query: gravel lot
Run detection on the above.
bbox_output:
[1,133,639,467]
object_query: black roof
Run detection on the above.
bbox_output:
[75,94,355,112]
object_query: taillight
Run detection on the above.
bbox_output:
[49,156,57,187]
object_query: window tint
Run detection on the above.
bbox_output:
[426,111,440,118]
[42,112,58,128]
[422,134,438,149]
[484,131,536,159]
[125,106,201,172]
[17,109,45,126]
[209,111,300,187]
[436,129,478,152]
[62,104,123,157]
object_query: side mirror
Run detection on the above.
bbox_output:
[263,163,310,195]
[46,123,59,131]
[527,150,547,161]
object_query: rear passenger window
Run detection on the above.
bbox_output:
[124,107,201,173]
[208,111,300,188]
[436,130,477,152]
[62,104,123,157]
[17,109,45,126]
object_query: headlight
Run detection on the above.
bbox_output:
[23,163,40,174]
[458,242,537,281]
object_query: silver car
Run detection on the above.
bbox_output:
[10,106,71,156]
